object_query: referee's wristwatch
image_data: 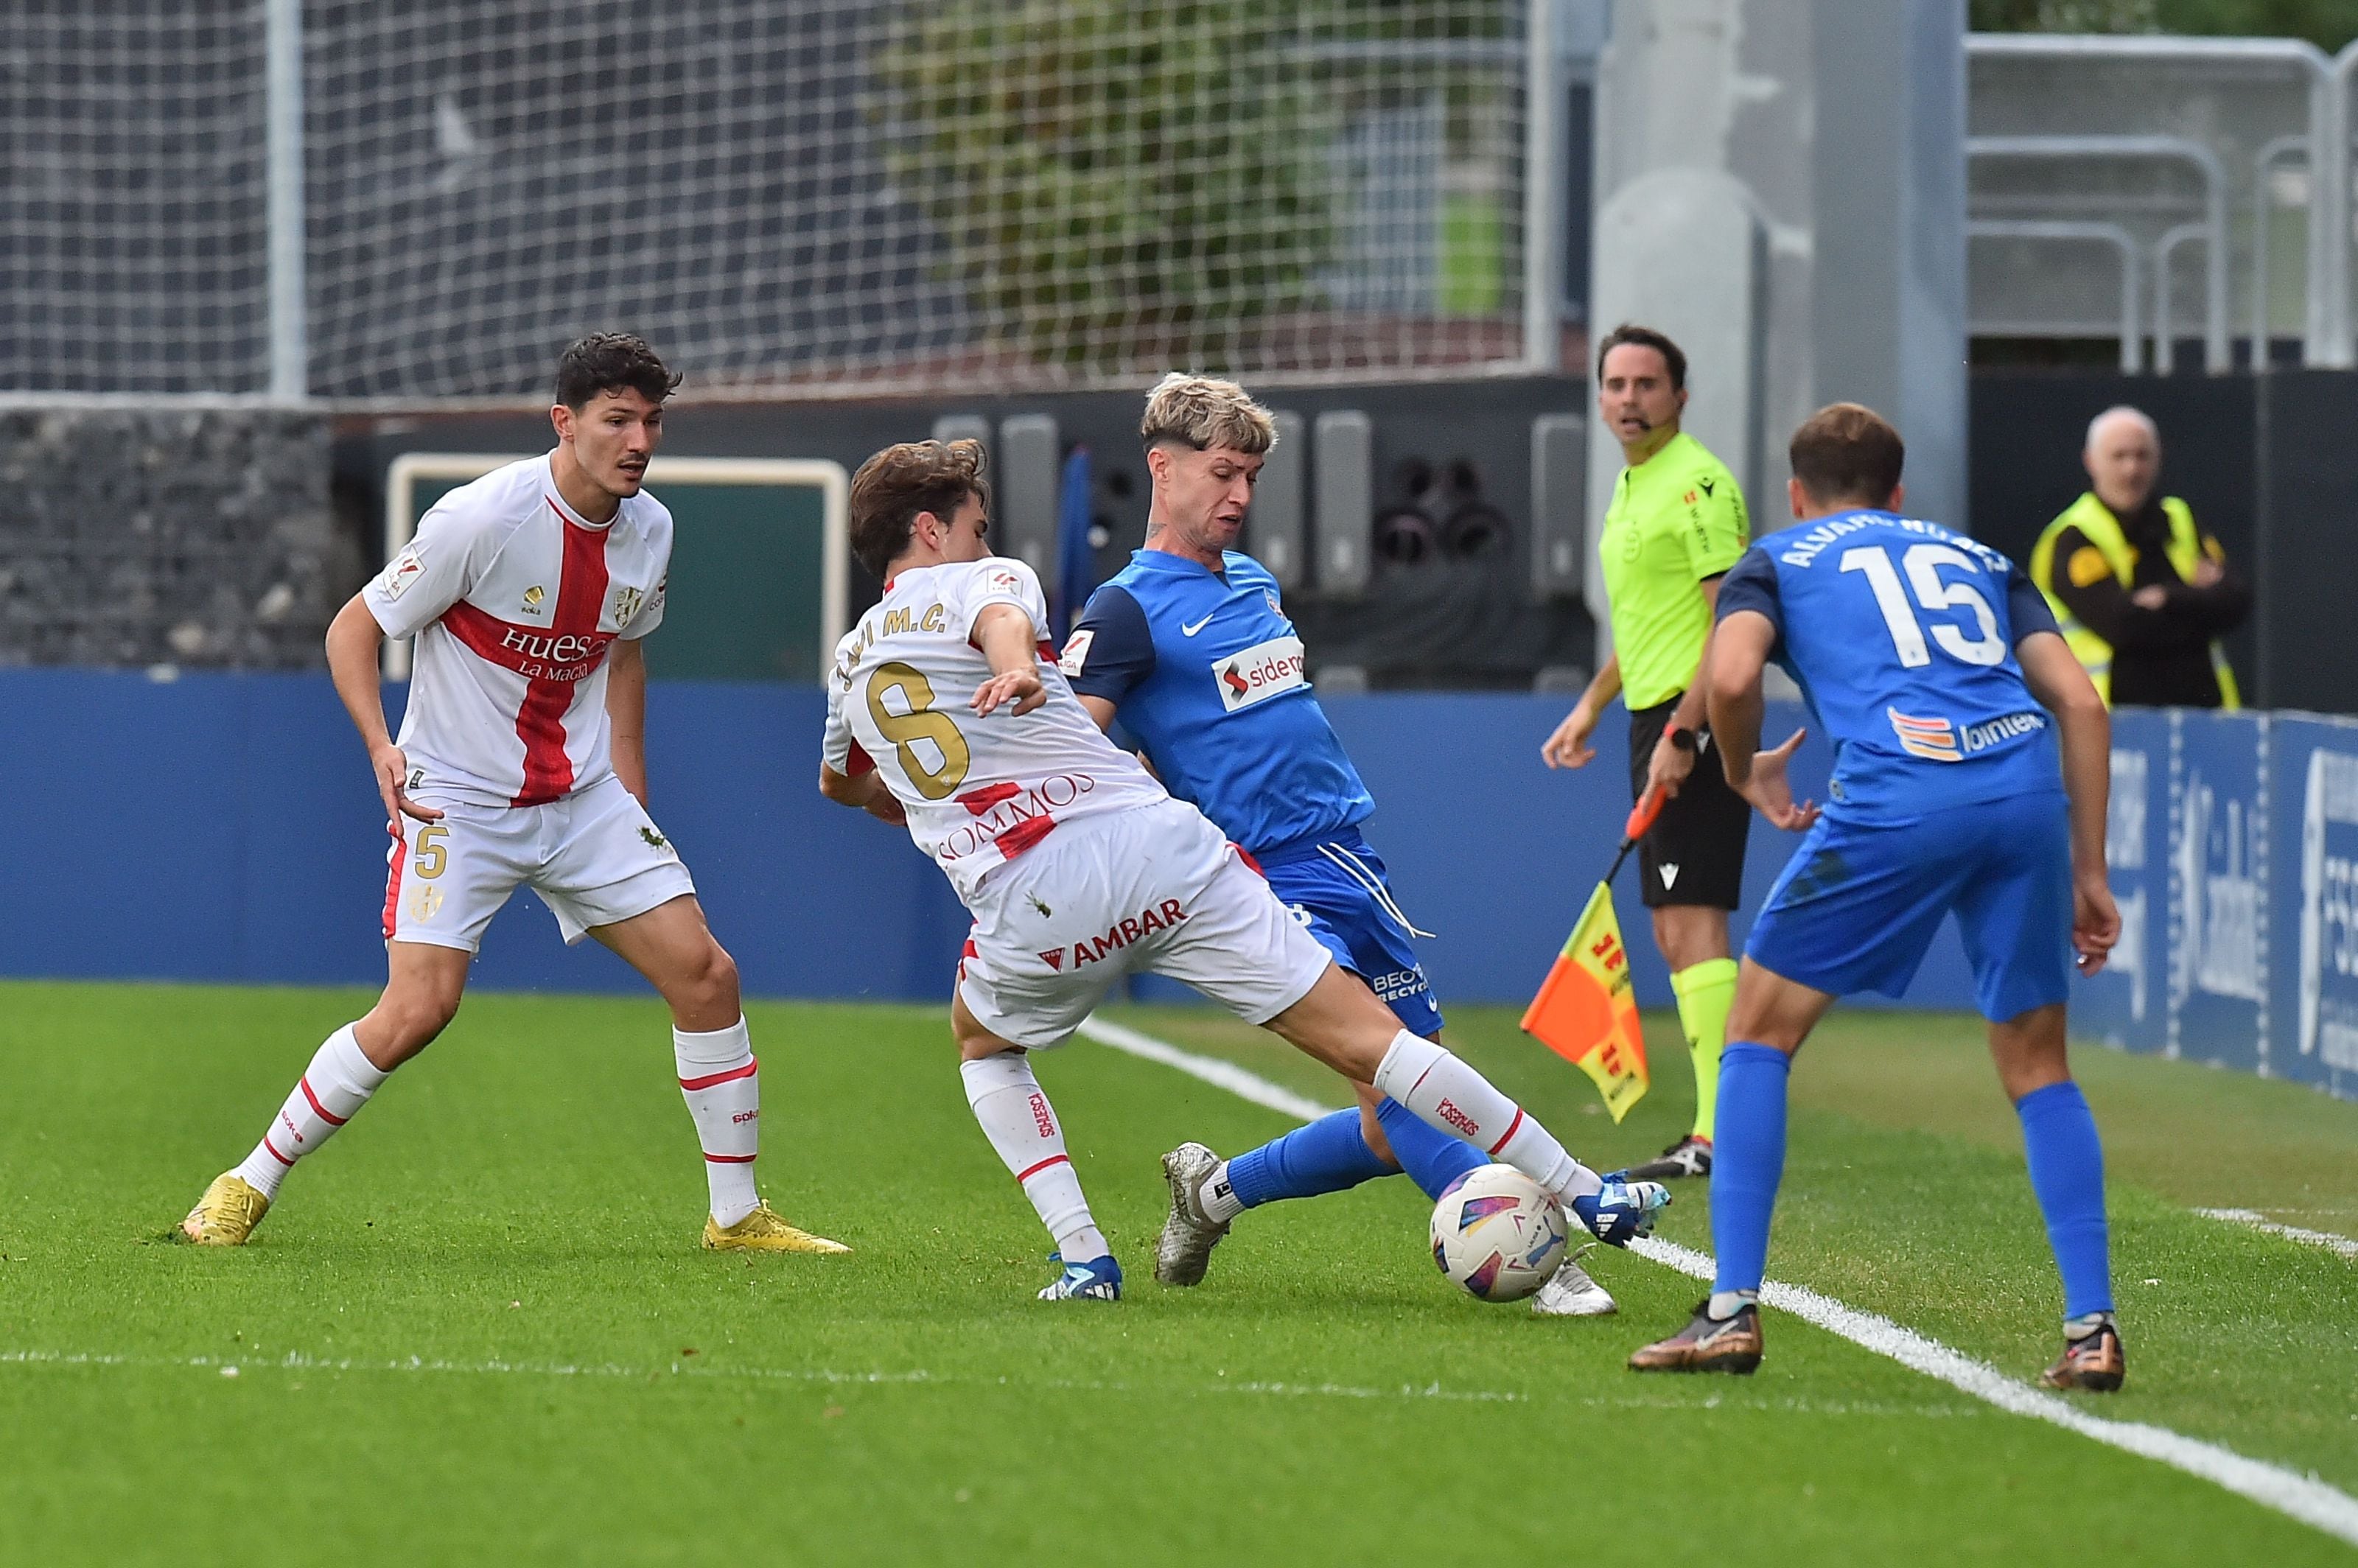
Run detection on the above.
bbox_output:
[1665,724,1697,754]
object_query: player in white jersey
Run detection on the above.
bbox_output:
[818,440,1669,1301]
[178,335,844,1257]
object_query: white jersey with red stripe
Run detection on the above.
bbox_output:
[365,453,671,808]
[823,557,1166,902]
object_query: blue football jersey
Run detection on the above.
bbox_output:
[1063,548,1373,851]
[1714,510,2065,823]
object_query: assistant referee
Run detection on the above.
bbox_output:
[1542,323,1749,1181]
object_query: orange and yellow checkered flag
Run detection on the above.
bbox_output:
[1519,790,1661,1121]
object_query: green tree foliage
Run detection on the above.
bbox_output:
[1971,0,2358,52]
[873,2,1333,372]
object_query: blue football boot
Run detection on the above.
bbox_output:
[1570,1180,1670,1246]
[1038,1251,1124,1301]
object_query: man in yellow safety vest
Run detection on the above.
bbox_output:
[2028,405,2247,710]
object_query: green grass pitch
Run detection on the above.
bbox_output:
[1,979,2352,1564]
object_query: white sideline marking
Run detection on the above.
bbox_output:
[1073,1015,1337,1121]
[2194,1208,2358,1261]
[0,1348,1977,1415]
[1080,1013,2358,1549]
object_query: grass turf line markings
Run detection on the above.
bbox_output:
[0,1348,1981,1417]
[1078,1012,2358,1550]
[2194,1208,2358,1261]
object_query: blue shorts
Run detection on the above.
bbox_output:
[1254,828,1444,1037]
[1744,791,2073,1023]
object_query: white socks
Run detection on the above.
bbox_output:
[1371,1031,1601,1202]
[232,1023,388,1200]
[676,1019,762,1228]
[961,1051,1110,1263]
[1199,1161,1246,1224]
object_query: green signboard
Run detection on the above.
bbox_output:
[384,455,848,684]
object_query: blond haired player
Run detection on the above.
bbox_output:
[178,335,844,1256]
[817,438,1667,1301]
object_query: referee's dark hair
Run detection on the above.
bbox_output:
[1789,402,1906,506]
[1595,323,1687,391]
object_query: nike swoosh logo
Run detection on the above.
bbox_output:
[1180,612,1217,636]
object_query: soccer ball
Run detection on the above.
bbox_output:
[1430,1166,1569,1302]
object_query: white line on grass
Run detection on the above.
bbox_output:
[0,1348,1975,1417]
[2194,1208,2358,1260]
[1078,1012,2358,1549]
[1074,1015,1337,1121]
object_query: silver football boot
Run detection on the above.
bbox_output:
[1153,1141,1231,1286]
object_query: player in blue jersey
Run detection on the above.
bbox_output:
[1625,404,2124,1388]
[1064,374,1639,1316]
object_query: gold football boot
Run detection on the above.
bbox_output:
[179,1174,271,1246]
[702,1203,850,1254]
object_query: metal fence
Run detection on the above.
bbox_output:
[1,0,1573,406]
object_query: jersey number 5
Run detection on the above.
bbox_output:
[866,662,973,799]
[1840,544,2005,668]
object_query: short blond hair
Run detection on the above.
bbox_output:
[1140,372,1277,455]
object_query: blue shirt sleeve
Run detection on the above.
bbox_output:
[1712,546,1783,638]
[1062,583,1156,702]
[2007,564,2061,645]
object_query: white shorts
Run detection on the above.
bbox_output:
[955,798,1335,1049]
[381,774,697,952]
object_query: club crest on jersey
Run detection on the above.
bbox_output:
[522,585,545,612]
[1212,634,1307,713]
[611,585,644,626]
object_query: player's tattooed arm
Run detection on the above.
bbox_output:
[1706,610,1816,832]
[2018,631,2120,973]
[324,593,443,828]
[968,603,1047,718]
[606,636,650,804]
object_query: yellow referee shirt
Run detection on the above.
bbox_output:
[1598,430,1748,710]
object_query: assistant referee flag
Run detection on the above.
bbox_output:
[1520,792,1662,1121]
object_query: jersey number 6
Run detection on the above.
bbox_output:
[1840,544,2005,668]
[866,662,973,800]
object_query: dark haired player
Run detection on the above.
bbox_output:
[179,335,847,1257]
[1544,323,1751,1183]
[1629,404,2124,1389]
[817,438,1667,1302]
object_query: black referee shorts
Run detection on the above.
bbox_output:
[1626,696,1750,911]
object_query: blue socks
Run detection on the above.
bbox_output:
[2016,1080,2114,1318]
[1222,1100,1490,1210]
[1224,1109,1393,1208]
[1709,1042,1793,1298]
[1375,1096,1491,1200]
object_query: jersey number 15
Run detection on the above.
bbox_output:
[1840,544,2005,668]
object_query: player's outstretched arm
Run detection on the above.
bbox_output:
[325,592,441,828]
[969,604,1046,718]
[1707,610,1817,832]
[2018,630,2119,973]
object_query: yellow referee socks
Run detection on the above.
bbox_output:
[1670,958,1739,1143]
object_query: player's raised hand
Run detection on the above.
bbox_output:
[371,742,443,827]
[2071,867,2121,975]
[970,665,1045,718]
[1542,701,1598,769]
[1740,728,1819,832]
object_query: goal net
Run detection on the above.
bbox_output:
[2,1,1534,402]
